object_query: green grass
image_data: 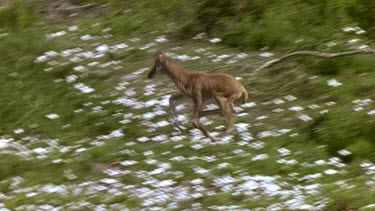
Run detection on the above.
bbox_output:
[0,1,374,210]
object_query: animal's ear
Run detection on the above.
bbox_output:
[153,51,164,59]
[158,52,166,63]
[153,52,160,59]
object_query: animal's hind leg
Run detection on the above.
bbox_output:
[230,103,235,113]
[224,93,242,134]
[221,102,234,136]
[191,98,218,142]
[214,94,232,136]
[215,93,241,136]
[199,108,222,117]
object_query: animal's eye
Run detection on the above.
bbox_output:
[156,63,162,70]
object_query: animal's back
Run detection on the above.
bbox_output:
[189,71,247,101]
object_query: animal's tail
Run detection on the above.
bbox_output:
[241,88,249,104]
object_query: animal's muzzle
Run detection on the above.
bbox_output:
[147,68,155,79]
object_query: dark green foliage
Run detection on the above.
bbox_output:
[222,20,292,49]
[346,0,375,39]
[194,0,238,35]
[348,55,375,74]
[0,154,32,180]
[0,0,39,30]
[301,58,348,76]
[103,15,144,36]
[178,0,374,49]
[0,1,374,209]
[307,111,375,161]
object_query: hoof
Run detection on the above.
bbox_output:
[207,134,218,142]
[219,128,234,137]
[210,137,218,142]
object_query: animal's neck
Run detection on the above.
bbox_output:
[165,61,190,92]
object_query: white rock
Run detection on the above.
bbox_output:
[35,55,48,63]
[45,51,59,57]
[324,169,338,175]
[100,178,118,184]
[191,178,204,185]
[259,52,274,57]
[154,120,169,127]
[252,154,269,161]
[234,123,250,132]
[337,149,351,156]
[73,66,85,72]
[241,102,256,108]
[13,128,24,134]
[284,95,298,101]
[109,129,124,138]
[155,36,168,43]
[289,106,304,111]
[342,27,356,32]
[209,38,221,43]
[298,114,312,122]
[74,83,95,94]
[46,31,67,39]
[151,180,175,188]
[273,99,285,104]
[327,79,342,87]
[96,45,109,52]
[175,55,191,61]
[65,75,78,83]
[114,43,128,49]
[120,160,138,166]
[46,113,60,120]
[151,134,168,142]
[348,39,360,44]
[80,34,93,41]
[76,148,87,153]
[0,138,12,149]
[191,144,204,150]
[277,148,291,156]
[33,147,48,154]
[68,25,78,31]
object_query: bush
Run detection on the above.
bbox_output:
[347,139,374,159]
[222,19,294,49]
[0,0,39,30]
[300,58,349,76]
[102,15,144,36]
[178,0,373,49]
[307,111,375,161]
[0,154,32,180]
[347,0,375,39]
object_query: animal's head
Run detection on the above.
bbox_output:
[147,52,169,79]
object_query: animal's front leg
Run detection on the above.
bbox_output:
[169,93,184,118]
[169,93,185,131]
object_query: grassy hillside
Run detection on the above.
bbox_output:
[0,1,374,210]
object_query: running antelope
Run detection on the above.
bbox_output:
[147,53,248,142]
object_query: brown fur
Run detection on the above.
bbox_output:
[148,53,248,141]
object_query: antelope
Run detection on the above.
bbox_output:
[147,53,248,142]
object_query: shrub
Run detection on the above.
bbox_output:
[0,0,39,30]
[178,0,373,49]
[103,15,143,36]
[307,111,375,161]
[222,18,294,50]
[346,0,375,39]
[0,154,32,180]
